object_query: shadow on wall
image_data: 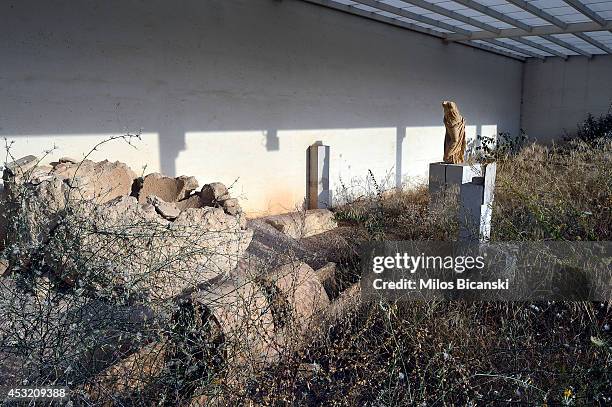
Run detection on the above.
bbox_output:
[1,123,497,215]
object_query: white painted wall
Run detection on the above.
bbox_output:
[522,55,612,142]
[0,0,522,216]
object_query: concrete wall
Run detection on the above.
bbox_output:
[522,55,612,142]
[0,0,523,215]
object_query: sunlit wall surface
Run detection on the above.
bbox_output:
[0,0,521,215]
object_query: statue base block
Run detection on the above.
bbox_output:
[429,162,496,242]
[428,162,483,196]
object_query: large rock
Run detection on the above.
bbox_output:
[199,182,229,205]
[83,341,167,404]
[1,156,137,247]
[175,194,204,211]
[49,159,137,204]
[262,209,337,239]
[261,262,330,334]
[1,155,252,302]
[135,173,198,204]
[147,195,180,220]
[190,275,277,368]
[3,155,39,177]
[51,196,253,301]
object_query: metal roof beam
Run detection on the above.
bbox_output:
[505,0,568,29]
[301,0,526,60]
[541,34,592,57]
[397,0,501,34]
[462,40,526,60]
[301,0,449,38]
[562,0,606,26]
[480,39,544,59]
[446,20,612,41]
[452,0,532,32]
[352,0,471,35]
[513,37,569,59]
[574,32,612,54]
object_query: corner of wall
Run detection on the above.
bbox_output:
[519,58,527,132]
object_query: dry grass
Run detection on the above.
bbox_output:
[1,138,610,406]
[335,138,612,242]
[492,139,611,241]
[245,138,612,406]
[253,301,609,406]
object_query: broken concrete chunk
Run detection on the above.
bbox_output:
[53,159,137,204]
[3,155,38,178]
[262,209,338,239]
[222,198,241,215]
[84,341,167,402]
[262,262,330,333]
[136,173,199,204]
[147,195,180,220]
[0,155,252,302]
[58,157,78,164]
[199,182,229,205]
[175,194,203,211]
[316,262,339,299]
[0,258,8,277]
[191,275,277,367]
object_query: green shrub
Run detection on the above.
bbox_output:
[570,108,612,143]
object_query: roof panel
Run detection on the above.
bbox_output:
[554,32,608,53]
[352,3,384,12]
[303,0,612,59]
[500,37,553,55]
[524,34,580,54]
[473,39,532,56]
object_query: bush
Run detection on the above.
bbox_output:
[571,108,612,143]
[474,130,528,162]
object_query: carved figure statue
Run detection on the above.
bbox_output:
[442,101,466,164]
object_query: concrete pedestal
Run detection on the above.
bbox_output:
[428,162,496,242]
[458,162,497,242]
[429,162,483,196]
[307,144,331,209]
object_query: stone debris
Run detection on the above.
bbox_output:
[134,173,199,204]
[316,262,339,299]
[198,182,244,217]
[0,154,354,400]
[3,155,38,177]
[199,182,230,205]
[53,196,253,301]
[0,156,253,301]
[58,156,79,164]
[222,197,241,215]
[51,159,137,203]
[175,194,203,211]
[147,195,180,220]
[84,341,167,403]
[0,258,8,277]
[263,209,338,239]
[261,261,330,334]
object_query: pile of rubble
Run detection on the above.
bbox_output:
[0,155,253,300]
[0,154,352,403]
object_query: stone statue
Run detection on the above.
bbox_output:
[442,101,466,164]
